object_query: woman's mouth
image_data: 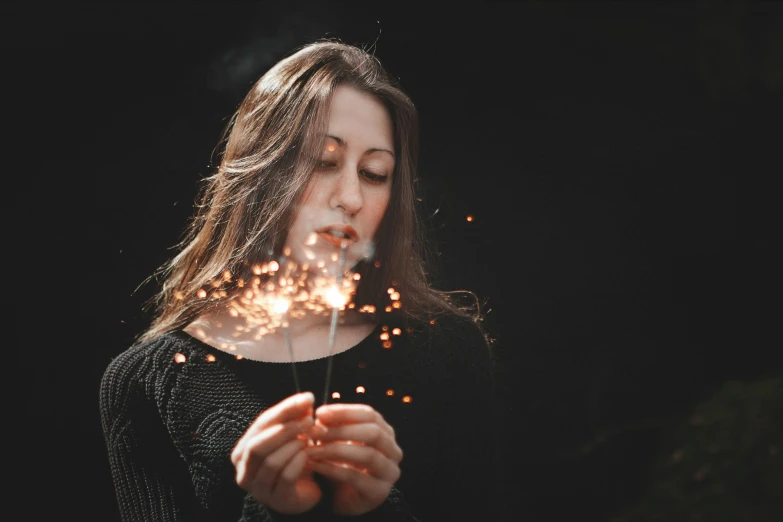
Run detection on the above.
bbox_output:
[317,230,353,248]
[315,225,358,248]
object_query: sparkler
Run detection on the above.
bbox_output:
[202,238,409,404]
[225,258,308,394]
[220,244,356,399]
[322,241,348,405]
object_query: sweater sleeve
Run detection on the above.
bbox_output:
[99,343,209,522]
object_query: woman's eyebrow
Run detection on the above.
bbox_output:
[325,134,395,159]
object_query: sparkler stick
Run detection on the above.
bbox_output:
[322,241,347,405]
[277,258,301,395]
[283,324,300,393]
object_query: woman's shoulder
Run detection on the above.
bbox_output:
[103,331,200,378]
[99,330,206,408]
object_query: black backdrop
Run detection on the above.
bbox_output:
[10,1,782,520]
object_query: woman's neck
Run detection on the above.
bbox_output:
[183,304,376,362]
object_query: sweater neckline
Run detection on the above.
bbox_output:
[171,323,383,365]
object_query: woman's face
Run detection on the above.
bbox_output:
[285,84,395,275]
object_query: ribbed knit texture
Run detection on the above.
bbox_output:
[100,314,498,521]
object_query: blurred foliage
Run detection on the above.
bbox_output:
[610,375,782,522]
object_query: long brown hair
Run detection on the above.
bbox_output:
[136,39,484,344]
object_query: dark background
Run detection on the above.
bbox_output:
[10,1,782,520]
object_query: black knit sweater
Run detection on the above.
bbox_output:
[99,313,499,522]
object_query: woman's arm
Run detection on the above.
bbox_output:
[99,349,209,522]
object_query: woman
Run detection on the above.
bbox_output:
[100,39,501,521]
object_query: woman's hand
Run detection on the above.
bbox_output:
[231,391,322,514]
[305,403,403,516]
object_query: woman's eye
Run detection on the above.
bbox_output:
[362,170,388,183]
[314,160,387,183]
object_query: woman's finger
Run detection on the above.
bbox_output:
[309,422,403,463]
[237,392,314,453]
[276,447,310,488]
[314,403,394,436]
[244,436,307,492]
[306,443,401,482]
[234,416,314,481]
[307,458,390,501]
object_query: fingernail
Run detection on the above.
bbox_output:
[310,424,328,437]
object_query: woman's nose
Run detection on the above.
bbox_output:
[330,169,363,216]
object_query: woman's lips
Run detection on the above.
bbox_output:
[316,231,352,248]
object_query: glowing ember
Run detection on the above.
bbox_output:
[402,395,412,403]
[271,296,291,315]
[324,285,348,308]
[386,389,394,396]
